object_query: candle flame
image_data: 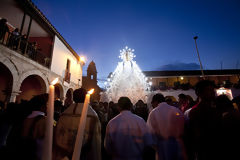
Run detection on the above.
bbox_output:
[51,78,59,85]
[88,89,94,95]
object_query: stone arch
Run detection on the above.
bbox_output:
[0,62,14,103]
[54,83,64,101]
[16,70,48,92]
[0,57,19,90]
[16,74,47,103]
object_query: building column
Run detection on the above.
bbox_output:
[24,17,32,55]
[61,96,66,104]
[17,12,26,50]
[9,91,21,102]
[20,13,26,35]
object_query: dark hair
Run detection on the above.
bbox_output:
[73,88,87,103]
[195,80,215,96]
[30,93,49,111]
[178,93,187,100]
[151,93,165,104]
[118,97,132,110]
[0,18,7,23]
[54,100,63,111]
[216,95,234,113]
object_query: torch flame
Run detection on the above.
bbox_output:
[88,89,94,95]
[51,78,59,85]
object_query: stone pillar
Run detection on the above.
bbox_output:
[60,96,65,104]
[9,91,21,103]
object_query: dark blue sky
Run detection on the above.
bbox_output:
[32,0,240,81]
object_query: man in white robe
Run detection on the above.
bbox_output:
[104,97,153,160]
[147,94,185,160]
[54,88,101,160]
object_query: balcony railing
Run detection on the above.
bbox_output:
[0,31,51,68]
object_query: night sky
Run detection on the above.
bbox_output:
[32,0,240,84]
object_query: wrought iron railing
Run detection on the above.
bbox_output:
[0,31,51,68]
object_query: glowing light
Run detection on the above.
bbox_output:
[119,46,136,62]
[80,56,86,63]
[88,89,94,95]
[51,78,59,85]
[149,82,152,86]
[180,77,184,80]
[101,46,150,104]
[216,87,233,100]
[176,112,180,116]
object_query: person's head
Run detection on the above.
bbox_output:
[103,102,108,109]
[178,93,187,100]
[30,93,49,113]
[151,93,165,108]
[0,18,7,23]
[137,99,144,104]
[178,93,188,104]
[109,101,114,107]
[195,80,216,102]
[99,102,104,108]
[91,101,99,110]
[135,99,145,108]
[54,100,63,112]
[118,97,132,111]
[73,88,87,103]
[216,95,234,113]
[165,97,173,105]
[186,95,195,107]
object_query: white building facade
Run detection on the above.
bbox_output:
[0,0,83,104]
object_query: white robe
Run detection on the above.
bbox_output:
[55,103,101,160]
[147,102,185,160]
[105,110,153,160]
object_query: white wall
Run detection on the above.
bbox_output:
[51,36,82,84]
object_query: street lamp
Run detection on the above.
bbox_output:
[193,36,205,79]
[79,56,86,66]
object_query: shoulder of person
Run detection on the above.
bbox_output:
[87,105,99,117]
[188,106,202,119]
[107,113,121,125]
[62,103,77,114]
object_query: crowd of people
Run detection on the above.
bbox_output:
[0,80,240,160]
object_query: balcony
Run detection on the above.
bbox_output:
[0,31,51,68]
[64,70,71,83]
[1,0,54,69]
